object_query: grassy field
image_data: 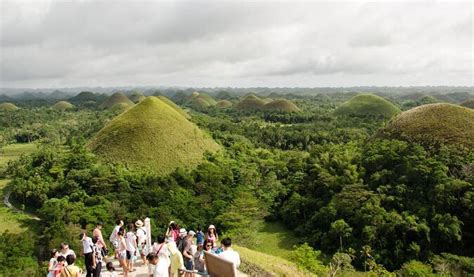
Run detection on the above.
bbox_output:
[0,179,33,233]
[0,143,37,171]
[251,222,300,260]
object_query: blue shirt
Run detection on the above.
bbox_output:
[196,231,205,245]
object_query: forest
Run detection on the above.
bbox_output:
[0,87,473,276]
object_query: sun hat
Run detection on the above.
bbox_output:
[208,224,216,229]
[169,220,176,225]
[188,230,196,236]
[135,220,144,227]
[179,228,187,234]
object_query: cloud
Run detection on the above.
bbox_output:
[0,1,472,88]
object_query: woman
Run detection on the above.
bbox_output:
[125,223,137,272]
[165,221,180,242]
[151,235,170,277]
[205,225,218,247]
[47,249,58,277]
[117,229,129,277]
[60,255,81,277]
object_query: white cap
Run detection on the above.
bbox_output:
[188,230,196,236]
[179,228,187,234]
[208,224,216,229]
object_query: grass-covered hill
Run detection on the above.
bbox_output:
[69,91,98,102]
[155,96,190,118]
[187,92,217,108]
[216,100,233,109]
[129,92,146,103]
[236,94,266,110]
[335,94,401,119]
[0,103,19,111]
[460,98,474,109]
[52,101,74,111]
[102,92,134,108]
[87,97,220,176]
[263,99,300,112]
[378,103,474,149]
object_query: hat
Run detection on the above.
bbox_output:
[169,220,176,225]
[135,220,144,227]
[179,228,187,234]
[208,224,216,230]
[188,230,196,236]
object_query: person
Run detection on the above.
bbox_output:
[167,240,185,277]
[165,221,180,242]
[101,262,117,277]
[203,240,216,255]
[218,238,240,269]
[47,249,58,277]
[150,234,170,277]
[92,222,107,256]
[54,256,66,277]
[59,243,76,260]
[117,229,129,277]
[91,236,103,277]
[196,226,204,246]
[80,232,94,277]
[205,225,218,247]
[182,230,195,276]
[60,254,81,277]
[193,244,205,274]
[147,252,170,277]
[109,219,123,259]
[176,228,187,253]
[135,219,147,265]
[125,223,137,272]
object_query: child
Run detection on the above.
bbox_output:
[53,255,65,277]
[47,249,58,277]
[101,262,118,277]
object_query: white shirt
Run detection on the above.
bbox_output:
[82,237,94,254]
[137,227,147,245]
[109,225,120,242]
[125,232,137,252]
[218,249,241,268]
[59,249,76,259]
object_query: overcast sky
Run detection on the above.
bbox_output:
[0,0,472,88]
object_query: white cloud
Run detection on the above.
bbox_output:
[0,1,472,88]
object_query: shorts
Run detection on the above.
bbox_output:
[118,251,127,260]
[184,259,193,270]
[126,250,135,261]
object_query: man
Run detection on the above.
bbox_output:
[218,238,240,269]
[109,219,123,259]
[181,230,195,275]
[135,219,147,265]
[80,232,94,277]
[59,243,76,261]
[147,252,169,277]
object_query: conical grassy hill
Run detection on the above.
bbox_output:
[236,94,266,110]
[335,94,400,119]
[263,99,300,112]
[0,103,19,111]
[156,96,189,118]
[87,97,220,175]
[102,92,134,108]
[52,101,74,111]
[129,92,146,103]
[377,103,474,149]
[460,98,474,109]
[216,100,233,108]
[187,92,217,108]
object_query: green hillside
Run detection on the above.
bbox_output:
[69,91,97,102]
[187,92,217,108]
[52,101,74,111]
[236,94,266,110]
[216,100,233,108]
[0,103,19,111]
[102,92,134,108]
[263,99,300,112]
[378,103,474,148]
[335,94,401,119]
[155,96,189,118]
[129,92,146,103]
[460,98,474,109]
[87,97,220,175]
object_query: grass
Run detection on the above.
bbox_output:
[87,97,220,176]
[0,102,19,111]
[460,98,474,109]
[0,179,33,233]
[234,244,310,276]
[156,95,190,118]
[216,100,233,108]
[250,222,300,260]
[102,92,134,108]
[0,143,37,171]
[335,94,401,119]
[263,99,301,112]
[378,103,474,149]
[237,94,266,110]
[52,101,74,111]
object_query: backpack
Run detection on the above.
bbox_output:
[177,237,185,253]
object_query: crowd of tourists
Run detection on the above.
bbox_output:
[46,220,240,277]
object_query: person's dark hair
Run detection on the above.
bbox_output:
[170,222,177,230]
[66,254,75,265]
[96,222,103,227]
[92,236,98,244]
[50,249,57,258]
[116,219,122,225]
[197,225,202,232]
[146,253,157,261]
[204,239,212,248]
[106,261,115,271]
[118,229,124,236]
[221,238,232,247]
[156,234,165,244]
[57,256,66,262]
[60,242,69,250]
[128,223,135,231]
[78,232,86,240]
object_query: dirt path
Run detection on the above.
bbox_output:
[2,180,41,221]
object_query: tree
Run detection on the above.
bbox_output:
[330,219,352,252]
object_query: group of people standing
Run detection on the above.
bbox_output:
[47,219,240,277]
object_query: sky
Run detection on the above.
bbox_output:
[0,0,472,88]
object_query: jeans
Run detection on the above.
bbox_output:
[93,261,102,277]
[84,252,94,277]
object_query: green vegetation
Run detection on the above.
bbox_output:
[0,143,37,171]
[460,98,474,109]
[52,100,74,111]
[156,95,190,118]
[216,99,233,108]
[101,92,134,108]
[263,99,301,112]
[87,97,220,175]
[187,92,217,108]
[249,222,299,260]
[129,92,146,103]
[334,94,401,119]
[378,103,474,149]
[0,179,32,234]
[236,94,266,110]
[0,103,19,111]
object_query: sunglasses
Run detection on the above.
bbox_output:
[206,244,212,247]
